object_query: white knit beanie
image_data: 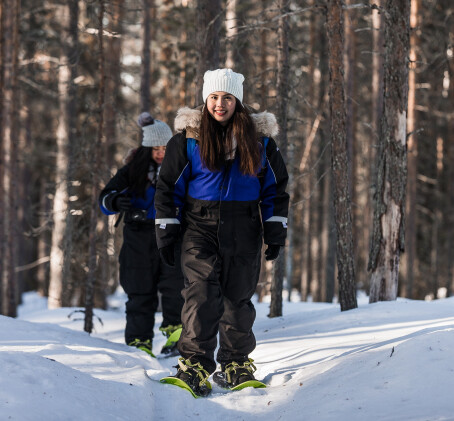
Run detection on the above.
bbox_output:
[202,68,244,103]
[137,112,173,147]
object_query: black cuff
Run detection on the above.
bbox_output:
[263,221,287,246]
[156,223,181,249]
[103,192,122,213]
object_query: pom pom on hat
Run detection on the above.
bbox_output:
[202,68,244,103]
[137,112,155,127]
[137,112,173,147]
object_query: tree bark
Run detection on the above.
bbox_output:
[85,0,105,333]
[326,0,357,311]
[225,0,238,69]
[368,0,410,303]
[403,0,420,299]
[344,0,363,291]
[60,0,80,307]
[367,0,385,295]
[447,17,454,297]
[259,0,269,110]
[97,0,123,308]
[269,0,290,318]
[0,0,5,314]
[48,3,76,309]
[1,0,20,317]
[194,0,221,105]
[140,0,154,112]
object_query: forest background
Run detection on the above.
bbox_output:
[1,0,453,323]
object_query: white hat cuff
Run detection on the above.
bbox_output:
[141,120,173,147]
[202,69,244,103]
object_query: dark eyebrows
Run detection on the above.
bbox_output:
[209,93,233,100]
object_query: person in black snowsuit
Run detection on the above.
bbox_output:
[99,113,185,357]
[155,69,289,396]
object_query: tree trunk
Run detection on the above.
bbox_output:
[431,136,442,298]
[309,141,321,302]
[1,0,20,317]
[225,0,238,69]
[299,3,321,303]
[368,0,410,303]
[447,18,454,297]
[36,187,51,297]
[319,126,333,302]
[367,0,385,295]
[194,0,221,105]
[285,145,295,302]
[225,0,250,102]
[325,181,336,303]
[259,0,269,110]
[97,0,123,308]
[304,185,313,301]
[60,0,80,307]
[140,0,154,112]
[160,0,175,123]
[326,0,357,311]
[403,0,420,299]
[0,0,5,314]
[269,0,290,318]
[48,3,74,309]
[85,0,105,333]
[344,1,362,290]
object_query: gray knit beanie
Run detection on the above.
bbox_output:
[137,112,173,147]
[202,68,244,103]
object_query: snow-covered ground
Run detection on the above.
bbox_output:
[1,290,453,420]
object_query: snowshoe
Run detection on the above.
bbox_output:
[159,325,182,357]
[160,357,212,398]
[212,359,266,391]
[128,339,155,358]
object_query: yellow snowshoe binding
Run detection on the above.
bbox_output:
[128,338,155,358]
[160,357,212,398]
[212,358,266,390]
[159,324,182,356]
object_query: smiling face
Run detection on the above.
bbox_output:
[151,146,166,165]
[206,91,237,126]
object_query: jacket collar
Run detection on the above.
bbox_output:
[174,105,279,140]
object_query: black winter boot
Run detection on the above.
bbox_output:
[213,358,259,388]
[168,358,212,397]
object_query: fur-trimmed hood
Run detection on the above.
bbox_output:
[174,105,279,140]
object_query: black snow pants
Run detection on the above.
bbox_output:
[177,200,262,374]
[119,221,184,344]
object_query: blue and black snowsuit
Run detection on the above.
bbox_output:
[99,163,184,345]
[154,107,289,373]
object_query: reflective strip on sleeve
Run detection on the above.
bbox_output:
[102,191,117,210]
[265,216,288,224]
[155,218,181,225]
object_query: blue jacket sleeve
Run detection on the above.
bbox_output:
[99,165,130,215]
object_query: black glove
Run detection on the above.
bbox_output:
[265,245,281,261]
[113,195,132,212]
[160,244,175,267]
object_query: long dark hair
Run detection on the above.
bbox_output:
[199,101,261,175]
[128,146,156,197]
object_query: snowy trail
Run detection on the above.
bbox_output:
[0,293,453,420]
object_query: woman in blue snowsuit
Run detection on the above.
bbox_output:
[155,69,289,395]
[99,113,184,357]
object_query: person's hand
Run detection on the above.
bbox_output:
[265,245,281,261]
[160,244,175,267]
[113,195,132,212]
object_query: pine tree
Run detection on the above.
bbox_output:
[369,0,411,303]
[326,0,357,311]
